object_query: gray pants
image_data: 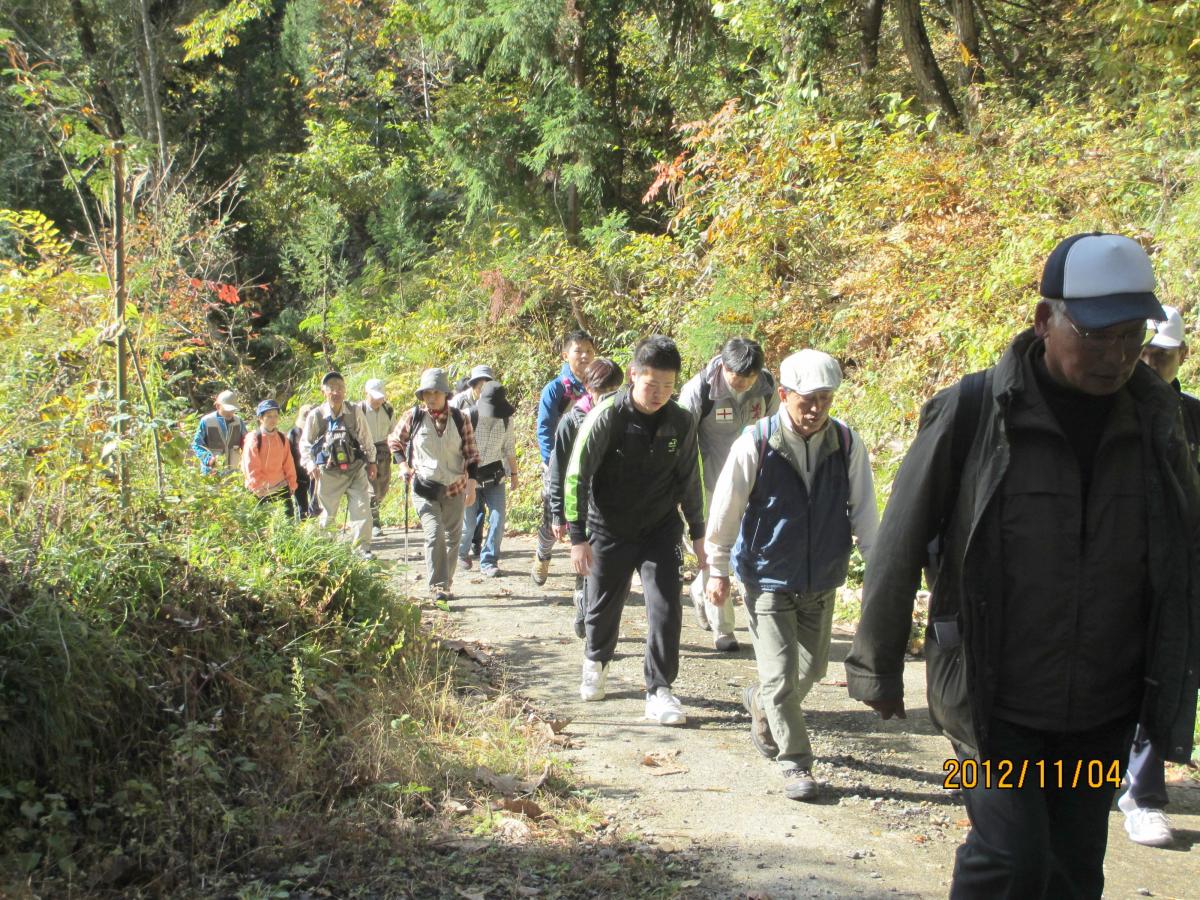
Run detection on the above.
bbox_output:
[536,462,556,561]
[744,587,837,771]
[416,492,466,594]
[315,465,372,548]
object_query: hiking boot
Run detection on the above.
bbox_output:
[531,554,550,586]
[480,564,500,578]
[1118,791,1173,847]
[689,576,710,630]
[782,767,819,802]
[372,525,383,539]
[433,589,450,603]
[714,631,739,652]
[573,588,587,639]
[459,555,473,571]
[742,684,778,759]
[645,687,687,726]
[580,659,608,701]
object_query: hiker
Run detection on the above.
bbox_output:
[1113,304,1200,848]
[241,399,298,517]
[192,389,246,475]
[845,234,1200,898]
[361,378,395,537]
[298,372,378,559]
[548,357,625,638]
[532,329,596,586]
[451,365,496,412]
[387,368,480,601]
[288,404,318,519]
[451,364,497,557]
[457,380,517,577]
[679,337,779,651]
[565,336,705,726]
[704,349,877,800]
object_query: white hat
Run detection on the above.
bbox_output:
[216,389,239,411]
[364,378,387,400]
[1148,305,1185,350]
[779,350,842,394]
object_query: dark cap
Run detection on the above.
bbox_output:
[255,399,281,417]
[477,381,516,419]
[321,371,344,386]
[1040,233,1165,330]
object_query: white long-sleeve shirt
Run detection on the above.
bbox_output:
[704,411,878,579]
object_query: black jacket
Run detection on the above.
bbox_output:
[846,329,1200,763]
[563,388,704,544]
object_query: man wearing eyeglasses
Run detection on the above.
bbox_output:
[845,233,1200,898]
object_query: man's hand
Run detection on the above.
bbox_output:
[397,462,413,482]
[463,478,477,507]
[571,542,593,576]
[706,574,730,607]
[366,463,378,480]
[691,538,708,571]
[863,698,907,720]
[552,522,568,541]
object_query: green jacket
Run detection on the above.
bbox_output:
[846,329,1200,763]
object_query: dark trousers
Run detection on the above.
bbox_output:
[259,488,295,519]
[584,527,682,692]
[1124,723,1168,809]
[951,715,1135,900]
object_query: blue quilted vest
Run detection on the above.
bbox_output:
[732,415,853,594]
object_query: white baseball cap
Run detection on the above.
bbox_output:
[216,389,239,411]
[1147,305,1185,349]
[364,378,387,400]
[779,350,842,394]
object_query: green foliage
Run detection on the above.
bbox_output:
[179,0,275,62]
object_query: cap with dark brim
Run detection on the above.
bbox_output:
[1063,293,1165,331]
[321,371,343,385]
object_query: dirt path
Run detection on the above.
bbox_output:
[378,531,1200,899]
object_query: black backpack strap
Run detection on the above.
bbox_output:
[938,370,990,542]
[450,406,466,441]
[699,377,714,419]
[407,404,424,466]
[470,407,479,429]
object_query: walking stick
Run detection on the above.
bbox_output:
[403,472,410,562]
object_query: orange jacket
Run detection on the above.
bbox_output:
[241,429,298,496]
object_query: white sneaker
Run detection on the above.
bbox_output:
[690,576,710,630]
[1120,799,1173,847]
[644,687,686,726]
[372,525,383,538]
[713,632,739,652]
[580,659,608,701]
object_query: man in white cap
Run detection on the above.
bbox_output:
[299,372,378,559]
[1113,305,1200,848]
[847,234,1200,897]
[192,388,247,475]
[704,349,877,801]
[361,378,395,537]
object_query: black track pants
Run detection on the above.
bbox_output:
[583,527,683,692]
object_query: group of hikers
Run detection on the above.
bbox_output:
[192,232,1197,899]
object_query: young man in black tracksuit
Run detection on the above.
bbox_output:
[564,336,706,725]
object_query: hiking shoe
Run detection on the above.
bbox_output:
[742,684,778,759]
[573,588,587,639]
[531,554,550,586]
[645,687,687,726]
[782,767,819,802]
[1118,791,1173,846]
[372,525,383,538]
[355,548,375,561]
[433,589,450,603]
[714,631,739,652]
[690,576,710,630]
[480,564,500,578]
[459,555,473,571]
[580,659,608,701]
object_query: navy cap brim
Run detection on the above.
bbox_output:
[1063,293,1165,331]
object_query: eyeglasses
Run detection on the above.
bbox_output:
[1063,317,1156,355]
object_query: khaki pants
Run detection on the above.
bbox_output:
[368,442,392,527]
[744,587,836,771]
[315,465,371,549]
[416,492,466,594]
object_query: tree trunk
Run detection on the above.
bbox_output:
[69,0,125,138]
[894,0,962,128]
[974,0,1021,81]
[565,4,585,244]
[858,0,885,76]
[135,0,168,170]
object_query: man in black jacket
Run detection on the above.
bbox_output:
[564,336,706,725]
[846,234,1200,898]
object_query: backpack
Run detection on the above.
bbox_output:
[253,429,287,454]
[312,410,365,471]
[701,368,775,419]
[924,369,990,584]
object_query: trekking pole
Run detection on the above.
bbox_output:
[403,474,411,562]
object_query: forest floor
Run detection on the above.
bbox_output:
[377,529,1200,899]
